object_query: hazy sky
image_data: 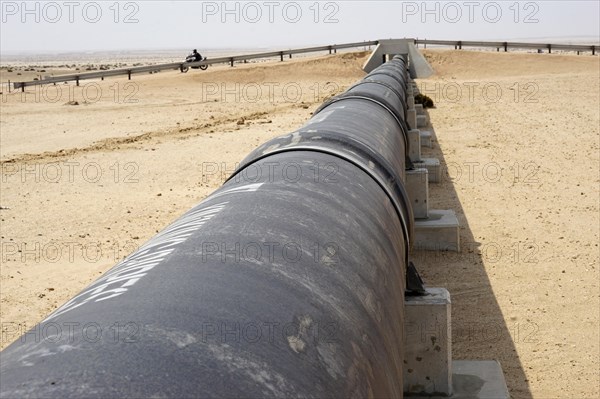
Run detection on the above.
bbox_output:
[1,1,599,53]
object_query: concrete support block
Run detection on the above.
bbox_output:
[414,210,460,252]
[407,108,417,130]
[404,288,452,396]
[413,158,441,183]
[420,130,432,148]
[407,361,510,398]
[414,104,425,115]
[407,94,415,109]
[407,129,421,163]
[417,114,428,128]
[405,168,429,219]
[449,361,510,399]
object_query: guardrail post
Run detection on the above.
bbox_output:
[280,52,284,61]
[329,46,332,54]
[21,83,25,92]
[128,70,132,80]
[230,58,234,67]
[504,42,508,52]
[289,54,292,59]
[458,41,462,50]
[592,46,596,56]
[76,77,80,86]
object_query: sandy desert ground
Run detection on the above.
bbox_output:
[0,50,598,398]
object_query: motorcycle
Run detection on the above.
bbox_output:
[181,54,208,72]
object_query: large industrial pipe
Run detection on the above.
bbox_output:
[1,56,414,398]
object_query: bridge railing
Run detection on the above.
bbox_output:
[415,38,597,54]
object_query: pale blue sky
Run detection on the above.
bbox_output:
[1,1,599,54]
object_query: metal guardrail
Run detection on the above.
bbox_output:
[10,40,379,91]
[415,39,598,54]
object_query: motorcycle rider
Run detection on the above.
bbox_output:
[190,49,202,62]
[182,49,208,72]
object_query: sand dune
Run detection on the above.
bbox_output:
[0,50,598,398]
[423,49,597,78]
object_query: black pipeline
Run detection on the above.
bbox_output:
[0,56,415,398]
